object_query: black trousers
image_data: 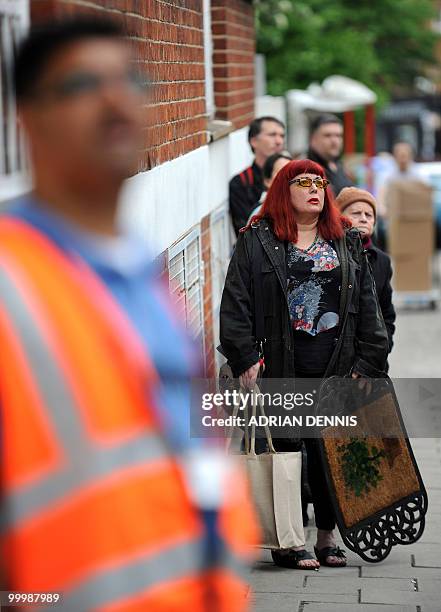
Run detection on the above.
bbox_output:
[272,368,336,531]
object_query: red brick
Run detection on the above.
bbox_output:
[31,0,209,167]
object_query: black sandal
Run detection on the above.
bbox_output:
[271,548,319,570]
[314,545,347,567]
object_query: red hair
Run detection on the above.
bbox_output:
[250,159,350,243]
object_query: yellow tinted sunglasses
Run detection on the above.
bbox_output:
[289,177,329,190]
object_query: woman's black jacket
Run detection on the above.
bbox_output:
[219,218,389,380]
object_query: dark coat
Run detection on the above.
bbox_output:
[229,162,265,236]
[307,148,353,196]
[219,218,389,380]
[366,244,396,352]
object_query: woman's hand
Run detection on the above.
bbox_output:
[351,371,372,394]
[240,362,261,390]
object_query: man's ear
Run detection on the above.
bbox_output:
[264,178,271,190]
[249,136,258,152]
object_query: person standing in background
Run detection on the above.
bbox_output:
[246,151,292,223]
[308,114,353,196]
[390,142,421,180]
[376,142,428,250]
[229,116,285,235]
[335,187,396,361]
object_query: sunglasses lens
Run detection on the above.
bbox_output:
[290,177,328,188]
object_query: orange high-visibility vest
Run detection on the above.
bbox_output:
[0,218,258,611]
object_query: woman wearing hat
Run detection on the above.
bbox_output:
[335,187,396,358]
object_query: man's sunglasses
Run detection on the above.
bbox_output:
[289,177,329,190]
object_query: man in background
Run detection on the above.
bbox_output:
[376,142,428,248]
[308,114,353,196]
[390,141,420,179]
[229,115,285,235]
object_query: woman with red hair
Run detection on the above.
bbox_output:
[220,160,388,569]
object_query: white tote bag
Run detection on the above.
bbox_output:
[229,386,305,550]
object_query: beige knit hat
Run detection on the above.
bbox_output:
[335,187,377,219]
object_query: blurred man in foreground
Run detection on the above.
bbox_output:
[307,114,353,196]
[229,116,285,235]
[0,17,257,610]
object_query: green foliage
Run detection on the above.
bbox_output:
[337,438,385,497]
[255,0,439,105]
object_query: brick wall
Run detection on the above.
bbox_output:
[30,0,208,169]
[211,0,255,129]
[29,0,256,378]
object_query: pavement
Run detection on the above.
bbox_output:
[247,302,441,611]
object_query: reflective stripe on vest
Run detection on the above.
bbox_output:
[0,220,208,609]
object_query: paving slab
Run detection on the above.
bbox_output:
[250,568,304,592]
[248,593,301,612]
[303,565,360,577]
[415,577,441,595]
[303,576,416,594]
[361,564,441,579]
[412,551,441,568]
[299,604,417,612]
[298,593,358,603]
[360,586,440,607]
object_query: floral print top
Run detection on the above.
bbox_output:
[286,234,342,375]
[287,234,341,335]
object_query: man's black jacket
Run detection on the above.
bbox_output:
[365,243,396,352]
[219,219,388,379]
[307,148,353,196]
[229,162,264,236]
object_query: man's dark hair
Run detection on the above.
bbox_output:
[13,16,124,102]
[310,113,342,135]
[263,152,292,180]
[248,116,285,152]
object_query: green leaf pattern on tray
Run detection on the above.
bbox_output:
[337,438,386,498]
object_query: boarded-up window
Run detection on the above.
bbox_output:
[210,205,233,372]
[168,228,205,362]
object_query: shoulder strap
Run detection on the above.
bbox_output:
[239,169,249,187]
[239,166,255,188]
[251,229,265,345]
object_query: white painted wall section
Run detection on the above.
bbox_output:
[228,126,253,177]
[255,95,287,128]
[119,127,251,255]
